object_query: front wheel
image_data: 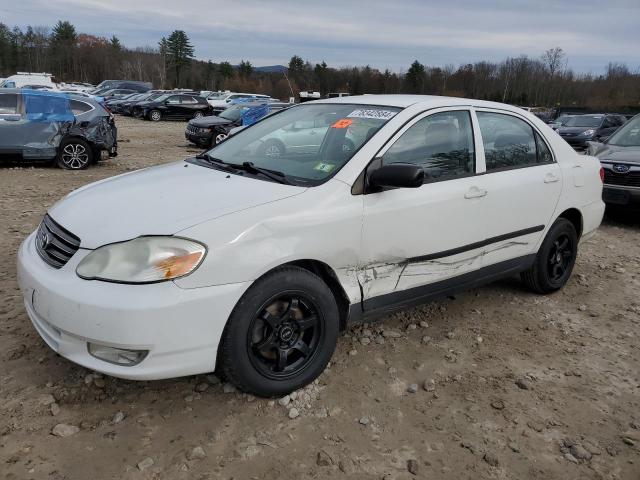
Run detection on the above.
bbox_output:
[57,139,93,170]
[149,110,162,122]
[521,218,578,294]
[214,133,228,145]
[193,111,204,119]
[218,267,339,397]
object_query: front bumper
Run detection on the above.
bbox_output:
[17,232,250,380]
[560,136,593,149]
[185,130,213,146]
[603,185,640,207]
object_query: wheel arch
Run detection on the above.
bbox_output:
[557,207,583,238]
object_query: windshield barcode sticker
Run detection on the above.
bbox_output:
[347,109,397,120]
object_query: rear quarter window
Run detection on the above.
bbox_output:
[69,100,93,115]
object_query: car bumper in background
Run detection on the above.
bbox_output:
[17,232,249,380]
[603,185,640,207]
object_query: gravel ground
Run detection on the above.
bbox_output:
[1,116,639,480]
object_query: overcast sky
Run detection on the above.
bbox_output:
[4,0,640,73]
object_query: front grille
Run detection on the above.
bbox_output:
[604,169,640,188]
[35,214,81,269]
[186,124,198,135]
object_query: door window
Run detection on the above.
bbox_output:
[0,93,18,114]
[166,96,180,104]
[477,112,552,171]
[69,100,93,115]
[180,96,198,104]
[382,110,475,182]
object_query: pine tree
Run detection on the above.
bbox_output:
[165,30,194,86]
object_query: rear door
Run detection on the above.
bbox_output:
[179,95,199,118]
[164,95,181,118]
[0,92,24,155]
[473,109,562,268]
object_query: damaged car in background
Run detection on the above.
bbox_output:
[0,89,117,169]
[17,95,604,397]
[185,100,290,147]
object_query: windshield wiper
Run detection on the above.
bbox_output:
[230,161,293,185]
[195,152,238,173]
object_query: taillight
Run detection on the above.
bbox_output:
[599,167,605,183]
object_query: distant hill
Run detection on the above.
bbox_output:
[233,65,287,73]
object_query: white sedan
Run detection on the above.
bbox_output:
[17,95,605,396]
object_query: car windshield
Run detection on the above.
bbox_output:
[565,116,603,127]
[606,115,640,147]
[204,103,400,185]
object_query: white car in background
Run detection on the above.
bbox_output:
[0,72,59,90]
[206,91,271,112]
[17,95,604,397]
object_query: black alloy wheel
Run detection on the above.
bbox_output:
[547,233,574,283]
[521,217,578,293]
[247,294,322,379]
[218,266,339,397]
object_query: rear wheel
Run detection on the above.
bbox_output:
[521,218,578,293]
[193,111,204,119]
[149,110,161,122]
[57,139,93,170]
[219,267,339,397]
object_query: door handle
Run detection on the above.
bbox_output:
[464,187,487,199]
[544,172,560,183]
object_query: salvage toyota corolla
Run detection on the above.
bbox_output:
[17,95,605,397]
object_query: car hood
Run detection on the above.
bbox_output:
[557,126,596,134]
[189,116,233,128]
[48,160,306,249]
[593,144,640,164]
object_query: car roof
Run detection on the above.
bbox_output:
[310,94,542,113]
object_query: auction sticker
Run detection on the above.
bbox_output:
[314,162,336,173]
[347,109,397,120]
[331,118,353,129]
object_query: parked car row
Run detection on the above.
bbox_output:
[185,101,291,147]
[555,114,627,148]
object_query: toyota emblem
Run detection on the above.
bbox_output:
[612,164,630,173]
[39,229,50,250]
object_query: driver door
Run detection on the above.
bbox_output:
[359,108,488,307]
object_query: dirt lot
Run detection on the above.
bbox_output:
[1,116,639,480]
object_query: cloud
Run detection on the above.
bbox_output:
[4,0,640,72]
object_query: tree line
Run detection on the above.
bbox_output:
[1,21,639,111]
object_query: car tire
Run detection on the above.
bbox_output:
[259,139,286,158]
[193,111,204,119]
[149,110,162,122]
[56,138,93,170]
[521,218,578,294]
[218,266,339,397]
[214,133,228,145]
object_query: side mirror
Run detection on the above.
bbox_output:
[369,163,424,189]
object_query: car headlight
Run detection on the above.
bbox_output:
[76,236,206,284]
[582,129,596,136]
